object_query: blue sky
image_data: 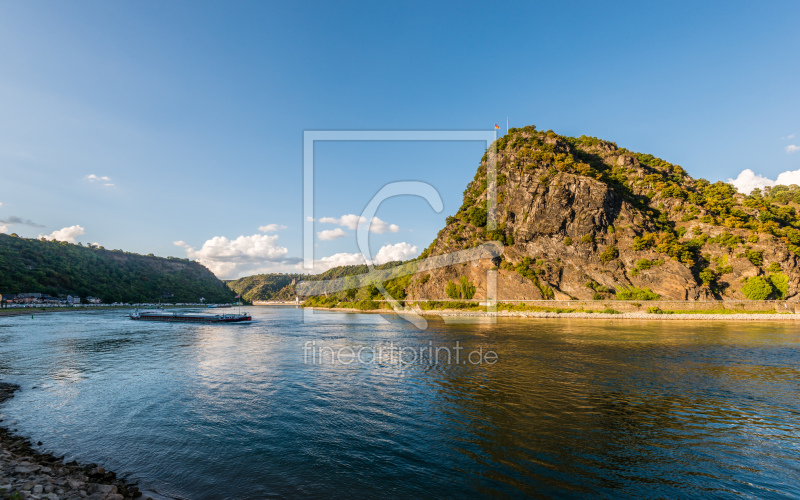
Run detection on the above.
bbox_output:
[1,1,798,278]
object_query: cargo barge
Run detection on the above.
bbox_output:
[129,308,251,323]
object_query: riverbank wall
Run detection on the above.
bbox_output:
[307,300,800,321]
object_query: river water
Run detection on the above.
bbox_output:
[0,307,799,499]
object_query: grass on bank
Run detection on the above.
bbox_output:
[303,297,792,315]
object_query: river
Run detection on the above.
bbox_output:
[1,307,798,498]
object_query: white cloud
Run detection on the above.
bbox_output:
[174,233,289,278]
[787,145,799,154]
[0,225,7,234]
[776,169,800,185]
[258,224,287,233]
[0,202,3,207]
[318,228,348,240]
[40,225,85,243]
[319,214,399,233]
[311,252,369,272]
[86,174,115,187]
[373,242,419,264]
[782,133,796,140]
[728,169,776,194]
[729,168,800,194]
[300,242,419,273]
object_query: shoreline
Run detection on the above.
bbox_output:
[0,382,167,500]
[0,305,202,318]
[306,306,800,321]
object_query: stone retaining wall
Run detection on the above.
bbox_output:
[395,300,798,313]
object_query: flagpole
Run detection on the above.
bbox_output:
[506,117,509,134]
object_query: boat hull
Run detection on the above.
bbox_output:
[130,313,251,323]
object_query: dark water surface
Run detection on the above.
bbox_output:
[1,307,799,499]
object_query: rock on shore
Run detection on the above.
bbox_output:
[0,382,154,500]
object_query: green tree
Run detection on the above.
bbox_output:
[699,268,717,286]
[467,206,487,228]
[444,276,476,299]
[769,272,789,299]
[741,276,773,300]
[459,275,476,300]
[445,280,460,299]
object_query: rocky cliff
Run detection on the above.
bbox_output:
[406,126,800,301]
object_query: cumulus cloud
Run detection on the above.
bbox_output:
[309,252,369,272]
[729,168,800,194]
[776,170,800,185]
[0,215,45,228]
[302,242,419,273]
[0,225,7,234]
[319,214,399,233]
[40,225,85,243]
[373,242,419,264]
[86,174,115,187]
[258,224,287,233]
[174,233,289,278]
[728,169,776,194]
[318,228,348,241]
[787,145,800,154]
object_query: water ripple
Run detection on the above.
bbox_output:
[0,310,799,498]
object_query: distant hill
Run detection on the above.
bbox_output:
[227,262,404,302]
[227,274,301,302]
[0,234,235,303]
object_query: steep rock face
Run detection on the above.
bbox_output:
[406,126,800,301]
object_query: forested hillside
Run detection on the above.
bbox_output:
[0,234,235,303]
[226,274,301,302]
[226,262,403,302]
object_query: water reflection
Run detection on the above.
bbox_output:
[0,310,798,499]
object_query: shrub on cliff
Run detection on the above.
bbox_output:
[630,258,663,276]
[699,268,718,286]
[467,206,487,228]
[600,245,619,263]
[769,272,789,300]
[617,287,660,300]
[444,276,476,300]
[744,249,764,267]
[741,276,773,300]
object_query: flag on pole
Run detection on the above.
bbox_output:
[235,294,240,298]
[494,124,500,129]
